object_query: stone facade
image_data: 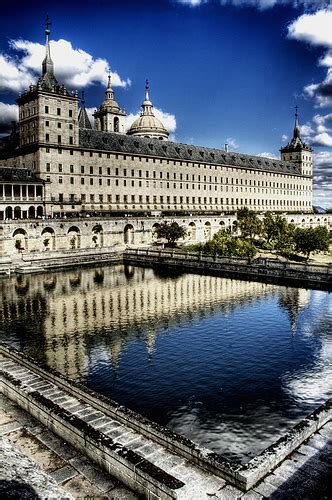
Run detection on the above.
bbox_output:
[0,25,314,221]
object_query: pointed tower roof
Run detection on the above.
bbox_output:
[98,74,125,114]
[127,80,169,140]
[280,107,312,152]
[40,16,58,90]
[78,91,92,129]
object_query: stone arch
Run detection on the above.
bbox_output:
[204,221,212,240]
[14,206,21,219]
[41,227,56,251]
[13,228,28,252]
[36,206,43,217]
[5,207,13,219]
[290,219,295,224]
[219,221,226,230]
[92,224,103,248]
[188,221,196,241]
[124,224,134,245]
[67,226,80,249]
[152,223,160,241]
[302,218,306,227]
[28,206,35,218]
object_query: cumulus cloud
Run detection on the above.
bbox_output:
[257,151,278,159]
[0,102,19,136]
[175,0,331,10]
[312,151,332,207]
[0,37,130,93]
[125,108,177,133]
[288,10,332,108]
[225,137,239,150]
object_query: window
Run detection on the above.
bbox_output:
[81,166,84,174]
[57,122,61,128]
[45,106,49,114]
[81,178,84,185]
[57,108,61,116]
[90,166,93,174]
[59,193,63,202]
[69,137,73,145]
[45,120,49,127]
[70,165,74,173]
[90,178,93,185]
[70,177,74,185]
[45,133,49,142]
[99,179,102,185]
[57,135,61,144]
[99,194,103,202]
[99,167,102,175]
[69,110,73,118]
[46,163,50,172]
[59,176,63,184]
[58,164,63,172]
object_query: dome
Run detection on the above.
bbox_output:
[128,114,169,140]
[127,81,169,140]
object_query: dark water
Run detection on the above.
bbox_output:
[0,265,331,463]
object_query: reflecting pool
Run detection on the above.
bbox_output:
[0,264,331,463]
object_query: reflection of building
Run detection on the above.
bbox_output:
[278,288,310,334]
[0,23,313,221]
[0,265,277,379]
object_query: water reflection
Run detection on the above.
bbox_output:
[0,265,331,462]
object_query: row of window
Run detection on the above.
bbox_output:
[43,147,306,178]
[55,193,310,207]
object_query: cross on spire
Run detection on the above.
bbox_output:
[45,15,52,33]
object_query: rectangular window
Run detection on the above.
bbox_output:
[46,163,50,172]
[90,166,93,174]
[58,164,63,172]
[81,178,84,185]
[45,106,49,114]
[99,194,103,202]
[57,108,61,116]
[70,177,74,185]
[69,110,73,117]
[57,135,61,143]
[45,120,49,126]
[69,137,73,144]
[57,122,61,128]
[99,179,102,185]
[70,165,74,173]
[45,133,49,142]
[90,194,94,202]
[59,176,63,184]
[99,167,102,175]
[90,178,93,185]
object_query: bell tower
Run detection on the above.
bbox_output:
[280,107,313,177]
[93,75,126,133]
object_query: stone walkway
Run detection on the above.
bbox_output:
[1,351,331,499]
[0,395,138,499]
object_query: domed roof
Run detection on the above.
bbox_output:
[127,81,169,140]
[95,75,125,116]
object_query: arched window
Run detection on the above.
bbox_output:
[114,117,119,132]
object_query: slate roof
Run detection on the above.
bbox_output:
[0,167,43,182]
[80,130,302,175]
[78,106,92,129]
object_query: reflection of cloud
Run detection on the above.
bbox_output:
[282,292,332,404]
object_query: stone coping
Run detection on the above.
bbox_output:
[0,343,331,492]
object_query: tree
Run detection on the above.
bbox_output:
[293,226,329,260]
[263,212,293,250]
[201,229,257,259]
[237,207,262,242]
[155,222,187,247]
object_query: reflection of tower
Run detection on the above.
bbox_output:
[145,327,156,360]
[278,288,310,334]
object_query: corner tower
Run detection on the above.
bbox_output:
[280,108,313,177]
[16,17,79,151]
[93,75,126,133]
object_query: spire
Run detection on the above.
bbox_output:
[293,105,300,139]
[78,90,92,129]
[141,79,153,115]
[41,15,58,89]
[106,73,114,100]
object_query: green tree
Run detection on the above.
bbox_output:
[263,212,292,249]
[155,222,187,247]
[293,226,329,260]
[237,207,262,242]
[201,229,257,258]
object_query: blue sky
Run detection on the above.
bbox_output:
[0,0,331,206]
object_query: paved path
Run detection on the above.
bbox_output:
[1,351,331,499]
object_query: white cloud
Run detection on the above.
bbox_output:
[281,134,288,142]
[312,131,332,147]
[257,151,278,159]
[176,0,208,6]
[176,0,332,11]
[0,38,130,93]
[225,137,239,150]
[125,108,177,133]
[287,9,332,49]
[288,10,332,109]
[0,102,19,135]
[312,151,332,207]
